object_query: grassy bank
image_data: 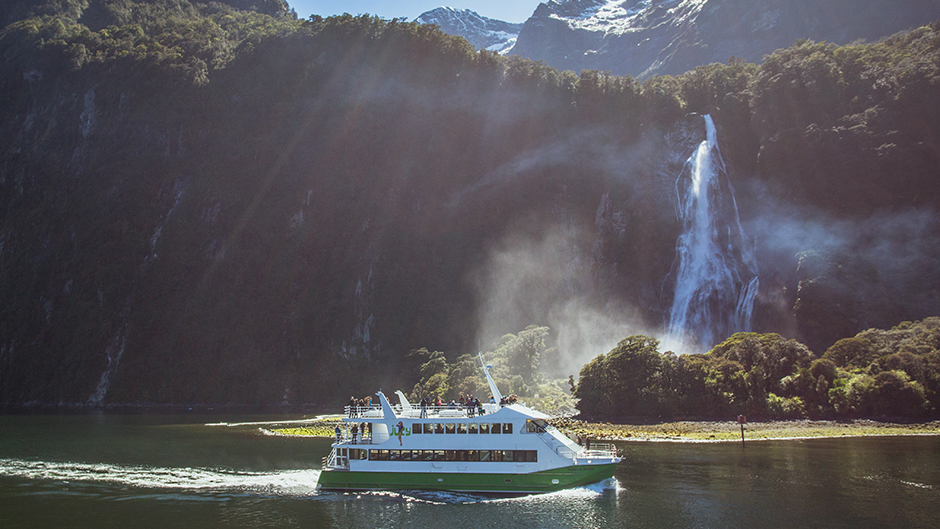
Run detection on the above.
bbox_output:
[550,418,940,442]
[266,417,940,442]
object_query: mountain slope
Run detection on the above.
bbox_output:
[511,0,940,78]
[415,7,522,53]
[1,2,939,408]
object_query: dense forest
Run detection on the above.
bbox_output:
[573,318,940,419]
[407,318,940,419]
[1,1,939,412]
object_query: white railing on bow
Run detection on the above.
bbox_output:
[579,443,617,459]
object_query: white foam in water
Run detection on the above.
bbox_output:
[398,478,622,505]
[0,458,320,496]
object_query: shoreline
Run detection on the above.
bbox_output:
[551,418,940,443]
[265,417,940,442]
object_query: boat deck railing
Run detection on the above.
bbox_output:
[344,404,499,419]
[532,424,618,460]
[579,443,618,459]
[335,433,376,445]
[324,447,348,469]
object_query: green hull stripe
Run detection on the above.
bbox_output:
[316,463,618,493]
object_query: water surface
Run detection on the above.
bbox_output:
[1,414,937,528]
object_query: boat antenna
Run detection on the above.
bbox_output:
[478,351,502,403]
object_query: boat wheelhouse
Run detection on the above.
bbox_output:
[316,354,620,494]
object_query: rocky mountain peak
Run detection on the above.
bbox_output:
[415,7,522,53]
[512,0,940,78]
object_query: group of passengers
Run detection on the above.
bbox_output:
[459,394,484,417]
[417,394,442,417]
[498,394,518,406]
[334,422,373,444]
[347,395,373,417]
[416,394,486,417]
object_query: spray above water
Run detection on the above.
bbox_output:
[667,115,758,352]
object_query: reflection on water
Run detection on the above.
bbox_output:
[1,414,938,528]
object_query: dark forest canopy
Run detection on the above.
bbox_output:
[572,318,940,420]
[1,1,940,409]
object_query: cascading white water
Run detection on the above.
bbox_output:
[667,115,758,351]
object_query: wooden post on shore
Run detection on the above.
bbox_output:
[737,415,747,448]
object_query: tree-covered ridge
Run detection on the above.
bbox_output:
[1,1,939,408]
[5,2,940,134]
[1,0,299,85]
[573,318,940,420]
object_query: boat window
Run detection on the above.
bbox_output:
[411,424,421,435]
[503,423,512,434]
[468,423,478,434]
[526,419,547,433]
[445,423,456,434]
[354,448,534,464]
[434,423,445,434]
[457,423,467,434]
[491,423,502,434]
[479,423,490,434]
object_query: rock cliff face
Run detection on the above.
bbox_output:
[415,7,522,53]
[2,3,939,407]
[510,0,940,77]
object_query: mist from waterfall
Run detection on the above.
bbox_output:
[667,115,759,352]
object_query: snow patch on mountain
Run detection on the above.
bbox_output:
[547,0,708,35]
[415,7,522,54]
[514,0,940,79]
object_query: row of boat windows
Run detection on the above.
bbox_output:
[340,448,538,462]
[411,422,513,434]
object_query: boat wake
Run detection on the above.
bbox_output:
[384,478,623,505]
[0,458,320,497]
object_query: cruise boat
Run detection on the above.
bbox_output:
[316,354,621,493]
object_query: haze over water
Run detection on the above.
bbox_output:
[1,414,938,528]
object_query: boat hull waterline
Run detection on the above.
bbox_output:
[317,462,618,493]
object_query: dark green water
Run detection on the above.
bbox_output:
[1,414,938,528]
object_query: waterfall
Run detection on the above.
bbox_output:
[667,115,758,351]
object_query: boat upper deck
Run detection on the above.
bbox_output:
[344,403,501,421]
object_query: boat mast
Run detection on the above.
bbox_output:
[478,352,503,403]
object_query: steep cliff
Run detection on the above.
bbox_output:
[511,0,940,78]
[1,2,939,408]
